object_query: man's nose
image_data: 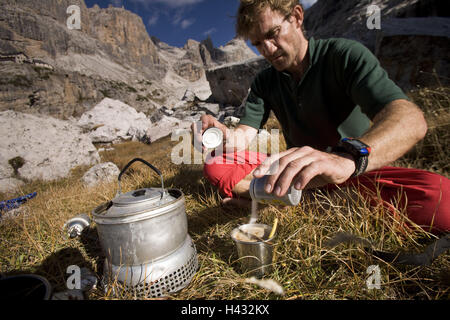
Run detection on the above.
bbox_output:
[261,39,277,57]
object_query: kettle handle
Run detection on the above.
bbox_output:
[117,158,165,197]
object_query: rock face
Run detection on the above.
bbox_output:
[0,110,100,191]
[155,36,257,86]
[206,57,270,106]
[211,38,258,66]
[87,5,162,72]
[304,0,448,52]
[0,0,257,119]
[304,0,450,90]
[0,0,163,80]
[375,17,450,90]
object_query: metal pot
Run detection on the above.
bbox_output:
[92,158,188,266]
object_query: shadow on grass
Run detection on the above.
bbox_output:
[2,247,94,293]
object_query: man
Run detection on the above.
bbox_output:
[193,0,449,234]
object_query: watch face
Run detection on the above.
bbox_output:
[342,138,371,155]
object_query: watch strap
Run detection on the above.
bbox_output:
[332,139,370,177]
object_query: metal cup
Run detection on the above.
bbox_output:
[231,224,275,278]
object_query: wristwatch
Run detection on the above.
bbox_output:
[332,138,371,177]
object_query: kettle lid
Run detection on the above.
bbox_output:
[112,188,166,207]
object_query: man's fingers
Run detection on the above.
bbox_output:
[254,147,316,195]
[253,148,298,177]
[293,161,323,191]
[253,149,298,194]
[273,156,316,196]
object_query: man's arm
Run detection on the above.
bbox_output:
[253,99,428,197]
[359,99,427,172]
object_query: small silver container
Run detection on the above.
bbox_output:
[250,175,302,206]
[63,214,91,239]
[231,224,276,278]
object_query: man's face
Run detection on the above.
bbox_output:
[249,6,303,72]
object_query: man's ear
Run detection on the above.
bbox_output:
[291,5,304,29]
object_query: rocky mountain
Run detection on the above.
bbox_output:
[0,0,256,119]
[0,0,259,193]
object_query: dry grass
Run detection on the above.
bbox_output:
[0,86,449,300]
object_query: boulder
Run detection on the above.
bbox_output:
[146,114,194,143]
[0,110,99,188]
[81,162,120,188]
[78,98,152,144]
[212,38,258,65]
[182,89,199,103]
[198,102,220,116]
[206,57,270,106]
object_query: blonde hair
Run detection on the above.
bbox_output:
[236,0,304,39]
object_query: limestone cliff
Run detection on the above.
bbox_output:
[0,0,256,119]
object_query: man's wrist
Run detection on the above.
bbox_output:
[332,152,357,178]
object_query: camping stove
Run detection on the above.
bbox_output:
[102,235,198,298]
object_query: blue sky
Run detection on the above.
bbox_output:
[84,0,318,52]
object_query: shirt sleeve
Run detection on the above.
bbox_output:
[337,40,410,120]
[238,72,271,129]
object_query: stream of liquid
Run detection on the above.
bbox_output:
[249,199,259,224]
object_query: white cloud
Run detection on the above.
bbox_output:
[300,0,318,9]
[180,18,195,29]
[170,10,195,29]
[172,11,183,25]
[148,12,159,26]
[203,28,217,37]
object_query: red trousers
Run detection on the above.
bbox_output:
[203,151,450,235]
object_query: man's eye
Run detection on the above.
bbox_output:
[269,28,280,39]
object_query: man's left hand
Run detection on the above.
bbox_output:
[253,146,356,196]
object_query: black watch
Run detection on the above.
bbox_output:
[332,138,371,177]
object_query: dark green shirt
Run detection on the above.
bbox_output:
[239,37,409,150]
